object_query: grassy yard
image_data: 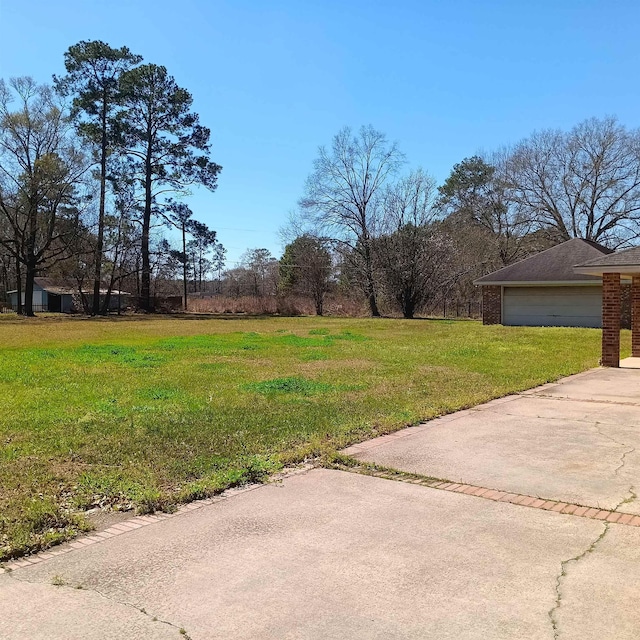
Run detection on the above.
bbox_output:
[0,314,630,560]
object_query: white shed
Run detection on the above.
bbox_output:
[8,278,75,313]
[8,278,130,313]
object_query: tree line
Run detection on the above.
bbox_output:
[0,40,223,315]
[3,44,640,319]
[280,118,640,318]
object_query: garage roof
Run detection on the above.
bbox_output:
[474,239,611,285]
[574,245,640,275]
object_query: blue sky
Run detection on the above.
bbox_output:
[1,0,639,266]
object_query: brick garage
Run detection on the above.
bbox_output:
[475,239,631,329]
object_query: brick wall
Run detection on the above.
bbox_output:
[602,273,621,367]
[481,286,501,325]
[621,283,632,330]
[633,277,640,357]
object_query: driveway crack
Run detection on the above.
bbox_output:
[615,486,637,510]
[6,571,191,638]
[528,394,640,408]
[615,447,636,477]
[549,523,609,639]
[593,423,635,477]
[469,406,601,426]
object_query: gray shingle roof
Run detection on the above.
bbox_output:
[574,245,640,268]
[474,238,611,285]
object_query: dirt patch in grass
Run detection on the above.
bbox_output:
[85,509,133,532]
[297,358,377,373]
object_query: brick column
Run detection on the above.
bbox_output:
[601,273,621,367]
[632,276,640,357]
[621,283,632,330]
[481,286,501,325]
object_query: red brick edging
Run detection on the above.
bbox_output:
[1,477,280,573]
[3,464,639,573]
[426,480,640,526]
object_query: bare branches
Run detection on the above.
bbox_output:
[0,77,91,315]
[299,125,405,316]
[375,169,451,318]
[504,117,640,248]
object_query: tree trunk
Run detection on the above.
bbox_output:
[15,256,22,315]
[23,199,38,316]
[101,288,112,313]
[402,293,415,319]
[362,241,380,317]
[100,225,121,315]
[140,143,153,312]
[367,291,379,317]
[0,257,7,302]
[24,260,36,316]
[135,255,140,295]
[182,224,188,311]
[92,90,108,316]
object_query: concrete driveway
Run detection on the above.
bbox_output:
[3,367,640,639]
[345,367,640,512]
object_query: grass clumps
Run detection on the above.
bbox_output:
[177,455,280,503]
[245,376,335,396]
[1,497,91,561]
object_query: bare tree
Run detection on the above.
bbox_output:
[0,78,89,315]
[299,125,405,316]
[375,169,453,318]
[221,266,250,298]
[505,117,640,248]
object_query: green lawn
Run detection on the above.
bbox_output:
[0,314,630,560]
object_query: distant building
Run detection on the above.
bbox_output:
[7,278,130,313]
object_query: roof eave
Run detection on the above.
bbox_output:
[574,265,640,276]
[474,279,606,286]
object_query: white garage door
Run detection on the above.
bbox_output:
[503,286,602,328]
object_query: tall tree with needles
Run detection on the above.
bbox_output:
[54,40,142,315]
[164,200,194,310]
[117,63,221,311]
